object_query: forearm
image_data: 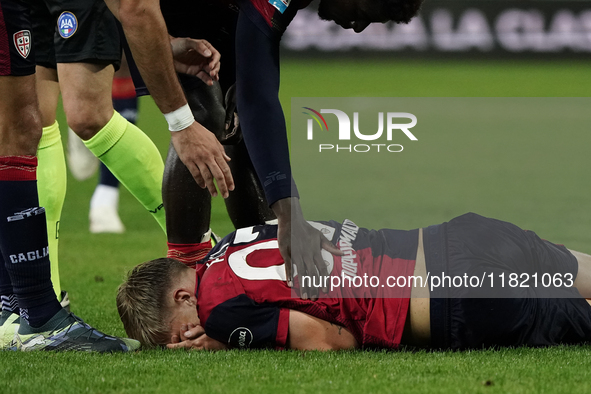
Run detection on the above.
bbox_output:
[235,11,297,206]
[270,197,302,226]
[116,0,188,114]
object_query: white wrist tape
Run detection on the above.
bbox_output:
[164,104,195,132]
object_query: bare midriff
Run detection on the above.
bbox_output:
[401,228,431,347]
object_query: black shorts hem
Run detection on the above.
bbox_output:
[0,65,35,77]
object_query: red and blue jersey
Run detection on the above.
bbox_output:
[195,220,419,349]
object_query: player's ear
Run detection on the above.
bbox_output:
[172,289,194,306]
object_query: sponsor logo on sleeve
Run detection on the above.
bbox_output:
[229,327,253,349]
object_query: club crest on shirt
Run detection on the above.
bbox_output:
[58,11,78,39]
[13,30,31,59]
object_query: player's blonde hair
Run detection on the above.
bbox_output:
[116,258,187,347]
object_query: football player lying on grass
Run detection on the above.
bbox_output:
[117,213,591,351]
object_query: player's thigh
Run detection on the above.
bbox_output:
[0,0,42,155]
[35,65,60,127]
[181,75,226,136]
[445,296,591,349]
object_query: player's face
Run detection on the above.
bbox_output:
[168,298,200,342]
[317,0,389,33]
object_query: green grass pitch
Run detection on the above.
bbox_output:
[2,59,591,393]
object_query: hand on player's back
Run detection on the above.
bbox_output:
[273,198,343,300]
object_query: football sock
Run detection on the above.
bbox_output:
[0,253,19,318]
[37,121,67,298]
[0,236,20,321]
[83,111,166,233]
[0,294,18,315]
[167,239,213,268]
[95,77,138,191]
[0,156,61,328]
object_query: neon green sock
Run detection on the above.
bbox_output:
[37,120,67,298]
[83,111,166,233]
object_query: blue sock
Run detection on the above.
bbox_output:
[0,157,61,327]
[0,252,19,316]
[99,163,119,188]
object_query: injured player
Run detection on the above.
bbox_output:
[116,213,591,351]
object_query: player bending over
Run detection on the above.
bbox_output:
[117,213,591,350]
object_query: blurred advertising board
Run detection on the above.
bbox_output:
[282,1,591,58]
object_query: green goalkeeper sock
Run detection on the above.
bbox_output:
[37,120,67,298]
[83,111,166,233]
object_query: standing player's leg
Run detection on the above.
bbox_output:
[58,61,166,232]
[163,79,225,266]
[35,65,67,303]
[0,0,62,346]
[0,1,139,352]
[0,73,62,341]
[89,61,138,234]
[31,0,68,303]
[49,0,165,232]
[223,138,276,228]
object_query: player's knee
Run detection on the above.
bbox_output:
[185,86,226,139]
[65,104,113,141]
[7,104,43,155]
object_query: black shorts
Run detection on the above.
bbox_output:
[425,212,591,349]
[0,0,35,76]
[30,0,120,69]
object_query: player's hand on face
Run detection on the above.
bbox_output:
[273,198,343,300]
[169,37,221,85]
[171,122,235,198]
[167,323,228,351]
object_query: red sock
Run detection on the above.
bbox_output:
[112,77,136,100]
[167,241,213,268]
[0,155,37,181]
